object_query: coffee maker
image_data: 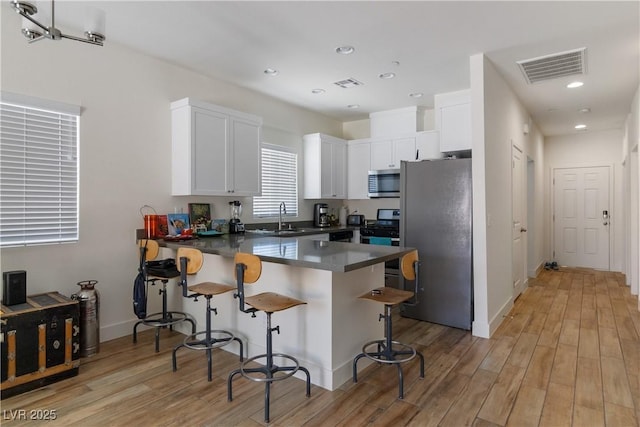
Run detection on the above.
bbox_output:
[228,200,245,234]
[313,203,330,227]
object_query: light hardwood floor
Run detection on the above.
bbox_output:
[2,268,639,426]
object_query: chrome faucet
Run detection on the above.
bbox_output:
[279,202,287,231]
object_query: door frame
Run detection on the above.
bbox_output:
[512,144,527,298]
[549,161,615,269]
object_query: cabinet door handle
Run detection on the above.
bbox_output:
[416,149,419,160]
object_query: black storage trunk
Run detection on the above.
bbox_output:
[1,292,80,399]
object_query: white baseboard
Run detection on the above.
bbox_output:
[100,317,192,343]
[472,320,490,338]
[473,296,514,339]
[529,261,544,278]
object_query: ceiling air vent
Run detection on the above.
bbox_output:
[517,47,587,84]
[333,78,364,89]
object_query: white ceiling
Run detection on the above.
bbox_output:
[10,1,640,137]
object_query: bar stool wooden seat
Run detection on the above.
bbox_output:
[227,253,311,423]
[133,239,196,352]
[172,247,243,382]
[352,250,425,399]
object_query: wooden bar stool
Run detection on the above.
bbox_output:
[133,239,196,352]
[172,247,243,382]
[352,250,425,399]
[227,253,311,423]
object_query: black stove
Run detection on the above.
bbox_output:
[360,223,399,238]
[359,209,400,238]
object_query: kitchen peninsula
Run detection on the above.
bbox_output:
[159,234,414,390]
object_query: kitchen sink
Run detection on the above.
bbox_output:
[245,227,312,236]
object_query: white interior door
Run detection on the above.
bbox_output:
[553,166,610,269]
[512,145,526,297]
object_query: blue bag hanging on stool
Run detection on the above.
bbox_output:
[133,272,147,319]
[133,237,149,319]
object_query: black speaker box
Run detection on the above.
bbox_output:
[3,271,27,306]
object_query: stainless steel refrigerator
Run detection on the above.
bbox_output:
[400,158,473,330]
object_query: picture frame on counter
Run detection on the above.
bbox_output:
[188,203,211,229]
[167,213,190,235]
[155,215,168,238]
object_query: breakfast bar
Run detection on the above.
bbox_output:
[160,235,414,391]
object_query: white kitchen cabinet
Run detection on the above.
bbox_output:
[303,133,347,199]
[370,137,416,170]
[415,131,443,160]
[171,98,262,196]
[347,140,371,199]
[434,89,471,152]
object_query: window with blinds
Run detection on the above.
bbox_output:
[253,144,298,218]
[0,98,80,247]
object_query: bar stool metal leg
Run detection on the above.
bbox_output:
[173,295,243,382]
[227,312,311,423]
[132,280,196,352]
[353,304,424,399]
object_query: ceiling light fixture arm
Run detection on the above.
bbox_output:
[11,0,105,46]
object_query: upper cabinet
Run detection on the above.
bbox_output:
[434,89,471,153]
[347,131,441,200]
[303,133,347,199]
[415,131,443,160]
[347,139,371,200]
[370,137,416,170]
[171,98,262,196]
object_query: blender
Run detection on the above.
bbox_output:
[228,200,245,234]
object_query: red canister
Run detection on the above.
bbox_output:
[144,215,158,239]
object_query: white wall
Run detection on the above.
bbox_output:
[544,129,624,272]
[624,86,639,302]
[0,10,343,341]
[470,54,545,338]
[526,119,546,277]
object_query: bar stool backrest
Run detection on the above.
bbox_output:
[233,253,262,315]
[139,239,159,262]
[234,253,262,284]
[176,248,204,275]
[401,250,419,280]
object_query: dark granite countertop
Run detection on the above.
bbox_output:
[161,232,413,273]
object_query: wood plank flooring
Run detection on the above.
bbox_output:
[2,268,638,426]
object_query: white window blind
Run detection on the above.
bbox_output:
[253,144,298,218]
[0,100,79,247]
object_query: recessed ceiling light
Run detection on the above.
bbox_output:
[578,107,591,113]
[311,89,325,94]
[409,92,423,98]
[335,46,355,55]
[575,124,587,130]
[567,81,584,88]
[347,104,360,109]
[379,72,396,79]
[264,68,279,76]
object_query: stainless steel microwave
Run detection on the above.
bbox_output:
[368,169,400,198]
